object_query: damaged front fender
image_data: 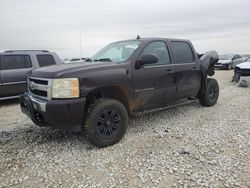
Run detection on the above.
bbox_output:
[199,50,219,95]
[200,50,219,77]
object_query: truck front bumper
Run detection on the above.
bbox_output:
[20,93,86,131]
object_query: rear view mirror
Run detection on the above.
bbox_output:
[135,54,158,69]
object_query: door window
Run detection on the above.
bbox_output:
[141,41,171,66]
[36,54,56,67]
[171,41,194,64]
[2,55,32,70]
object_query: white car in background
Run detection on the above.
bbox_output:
[70,58,86,63]
[62,59,71,64]
[216,54,246,70]
[233,61,250,87]
[62,58,87,64]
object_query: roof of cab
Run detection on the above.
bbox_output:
[138,37,190,42]
[111,37,191,44]
[4,50,49,53]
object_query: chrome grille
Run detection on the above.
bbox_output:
[28,77,52,100]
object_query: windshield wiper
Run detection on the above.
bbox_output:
[93,58,112,62]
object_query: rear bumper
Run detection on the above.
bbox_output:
[20,93,86,131]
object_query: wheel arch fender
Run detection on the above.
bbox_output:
[85,85,131,113]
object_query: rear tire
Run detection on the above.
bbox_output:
[199,78,219,107]
[84,98,128,147]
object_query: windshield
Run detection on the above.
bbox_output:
[219,54,234,60]
[92,40,141,63]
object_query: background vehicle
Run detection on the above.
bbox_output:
[64,58,87,63]
[0,50,62,100]
[62,59,71,64]
[242,54,250,62]
[216,54,245,70]
[233,61,250,87]
[20,38,219,147]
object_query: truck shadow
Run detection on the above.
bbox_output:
[0,100,199,151]
[0,126,93,150]
[0,98,20,106]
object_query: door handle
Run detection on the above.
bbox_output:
[165,69,175,74]
[192,67,197,70]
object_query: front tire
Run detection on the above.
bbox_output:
[84,98,128,147]
[199,78,219,107]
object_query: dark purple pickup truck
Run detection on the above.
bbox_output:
[20,37,219,147]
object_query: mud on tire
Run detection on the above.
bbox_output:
[84,98,128,147]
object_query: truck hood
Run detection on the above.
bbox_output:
[30,61,118,78]
[218,60,231,64]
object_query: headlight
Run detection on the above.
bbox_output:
[52,78,79,98]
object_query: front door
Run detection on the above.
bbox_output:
[1,55,32,97]
[132,41,177,112]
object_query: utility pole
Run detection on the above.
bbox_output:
[80,32,82,58]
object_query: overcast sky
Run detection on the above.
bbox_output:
[1,0,250,58]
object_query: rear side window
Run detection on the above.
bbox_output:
[1,55,32,70]
[37,54,56,67]
[171,41,194,64]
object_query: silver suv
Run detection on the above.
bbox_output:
[0,50,62,100]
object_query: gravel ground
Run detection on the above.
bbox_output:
[0,70,249,188]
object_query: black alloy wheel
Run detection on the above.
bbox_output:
[84,98,128,147]
[96,110,121,137]
[199,78,219,107]
[208,85,219,104]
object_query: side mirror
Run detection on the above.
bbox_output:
[135,54,158,69]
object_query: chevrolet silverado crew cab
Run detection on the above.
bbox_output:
[0,50,62,100]
[20,38,219,147]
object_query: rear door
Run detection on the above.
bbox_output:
[170,41,201,98]
[1,55,32,97]
[132,40,177,111]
